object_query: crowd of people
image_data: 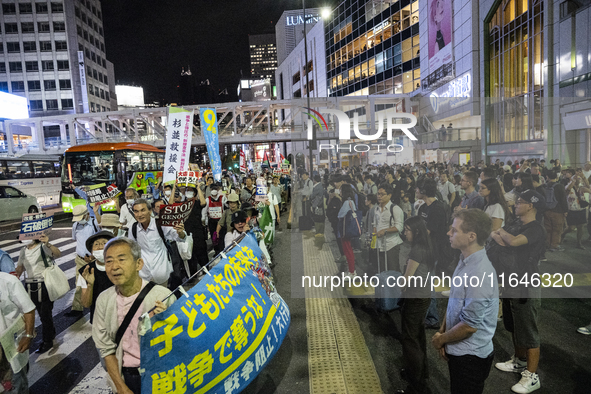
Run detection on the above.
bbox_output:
[299,158,591,394]
[0,169,291,393]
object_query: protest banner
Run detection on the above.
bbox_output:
[258,206,275,244]
[22,212,46,222]
[163,107,194,185]
[158,200,195,227]
[240,151,246,174]
[253,162,262,177]
[281,163,291,175]
[86,183,121,206]
[19,214,54,240]
[177,171,201,188]
[255,178,268,202]
[200,108,222,182]
[140,232,290,394]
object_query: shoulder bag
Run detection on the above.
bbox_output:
[40,246,70,302]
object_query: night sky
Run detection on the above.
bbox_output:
[101,0,335,104]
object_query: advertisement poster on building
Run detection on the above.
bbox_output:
[428,0,453,72]
[163,107,194,185]
[200,108,222,182]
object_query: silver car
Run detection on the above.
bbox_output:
[0,186,42,221]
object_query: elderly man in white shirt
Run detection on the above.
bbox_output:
[128,198,187,287]
[0,272,36,392]
[373,183,404,272]
[119,188,138,229]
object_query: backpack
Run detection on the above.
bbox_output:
[544,183,558,210]
[132,222,186,291]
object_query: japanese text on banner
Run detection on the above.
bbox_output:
[140,233,290,394]
[158,200,195,227]
[20,215,54,240]
[164,107,194,185]
[200,108,222,183]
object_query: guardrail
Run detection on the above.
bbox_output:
[416,127,481,144]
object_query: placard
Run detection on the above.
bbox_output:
[19,214,54,240]
[177,171,201,188]
[86,183,121,206]
[158,200,195,227]
[255,178,268,202]
[22,212,46,222]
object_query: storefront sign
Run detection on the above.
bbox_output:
[563,110,591,131]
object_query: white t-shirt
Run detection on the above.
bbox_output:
[484,203,505,228]
[119,203,136,227]
[437,181,455,204]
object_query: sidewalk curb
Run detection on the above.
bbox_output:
[0,211,71,233]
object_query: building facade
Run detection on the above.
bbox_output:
[0,0,116,119]
[249,33,278,87]
[275,8,320,67]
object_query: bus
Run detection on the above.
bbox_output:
[61,142,165,213]
[0,154,62,207]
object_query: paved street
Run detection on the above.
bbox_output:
[1,209,591,393]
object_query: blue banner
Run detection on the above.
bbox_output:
[140,232,290,394]
[19,214,54,241]
[200,108,222,182]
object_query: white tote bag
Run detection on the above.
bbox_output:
[40,246,70,302]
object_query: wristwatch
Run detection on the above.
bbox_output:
[23,333,35,339]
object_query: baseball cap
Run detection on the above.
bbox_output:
[517,189,546,211]
[231,210,248,224]
[72,205,88,222]
[503,165,512,172]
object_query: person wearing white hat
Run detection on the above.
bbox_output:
[99,213,123,237]
[69,205,99,318]
[216,192,241,250]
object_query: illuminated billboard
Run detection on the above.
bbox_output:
[115,85,145,107]
[0,92,29,120]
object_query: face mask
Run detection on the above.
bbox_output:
[78,219,88,225]
[127,199,135,206]
[22,239,34,246]
[186,191,195,198]
[211,190,219,196]
[93,250,105,263]
[164,190,172,197]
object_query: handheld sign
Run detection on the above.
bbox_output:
[255,178,268,202]
[20,214,53,240]
[177,171,201,188]
[86,183,121,206]
[158,200,195,227]
[140,232,290,394]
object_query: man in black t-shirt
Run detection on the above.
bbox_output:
[490,190,546,394]
[76,230,115,323]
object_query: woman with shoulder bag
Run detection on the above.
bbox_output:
[15,234,62,354]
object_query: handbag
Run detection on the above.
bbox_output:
[576,189,589,208]
[40,246,70,302]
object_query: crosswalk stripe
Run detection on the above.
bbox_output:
[28,316,93,387]
[67,363,110,394]
[0,239,15,246]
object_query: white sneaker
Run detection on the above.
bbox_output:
[511,370,540,393]
[441,290,450,297]
[495,355,527,373]
[577,324,591,335]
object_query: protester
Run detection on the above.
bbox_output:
[92,237,175,394]
[0,247,14,273]
[0,272,36,391]
[398,216,435,394]
[491,190,546,393]
[69,205,99,318]
[216,192,241,249]
[182,185,209,275]
[100,213,123,236]
[119,188,138,229]
[432,209,498,394]
[202,185,226,254]
[240,177,257,206]
[224,210,251,246]
[128,199,187,286]
[15,234,62,354]
[76,230,115,323]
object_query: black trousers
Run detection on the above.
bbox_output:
[207,218,222,254]
[401,297,431,394]
[27,282,55,344]
[122,368,141,394]
[447,352,494,394]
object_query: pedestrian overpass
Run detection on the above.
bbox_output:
[2,96,421,155]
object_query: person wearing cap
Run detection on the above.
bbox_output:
[216,192,241,250]
[69,205,99,318]
[76,231,115,323]
[99,213,123,237]
[240,177,257,206]
[15,234,62,354]
[224,210,250,247]
[490,189,547,394]
[184,185,208,274]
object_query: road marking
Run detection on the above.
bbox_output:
[28,315,93,387]
[2,238,71,253]
[9,241,77,259]
[68,363,110,394]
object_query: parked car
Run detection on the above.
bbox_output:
[0,186,41,221]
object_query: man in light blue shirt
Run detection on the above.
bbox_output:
[0,248,15,273]
[69,205,99,317]
[432,209,498,394]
